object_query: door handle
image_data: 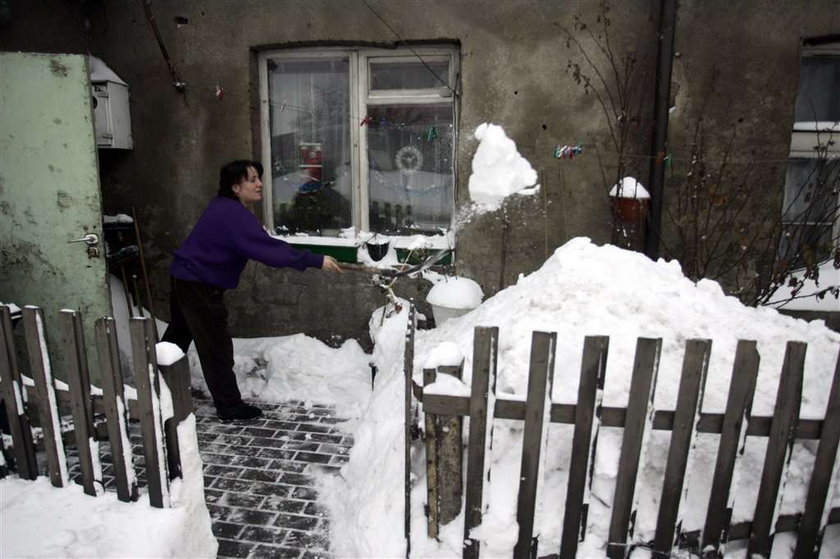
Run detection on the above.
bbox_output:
[68,233,100,246]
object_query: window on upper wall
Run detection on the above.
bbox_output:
[258,46,458,248]
[780,43,840,270]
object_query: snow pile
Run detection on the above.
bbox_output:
[327,237,840,557]
[609,176,650,199]
[467,123,538,211]
[0,415,215,558]
[426,276,484,310]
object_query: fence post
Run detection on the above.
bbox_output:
[95,317,137,502]
[159,355,193,481]
[560,335,609,558]
[794,348,840,558]
[22,306,67,486]
[514,331,556,559]
[653,339,711,554]
[438,362,464,527]
[60,310,99,496]
[404,302,416,559]
[463,326,499,559]
[607,337,662,559]
[0,305,38,480]
[701,340,759,556]
[130,316,169,508]
[423,367,440,540]
[747,341,806,558]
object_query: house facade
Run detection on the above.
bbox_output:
[2,0,837,344]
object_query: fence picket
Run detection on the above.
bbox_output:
[514,331,556,559]
[22,306,67,486]
[0,305,38,480]
[94,317,137,502]
[438,363,464,526]
[130,316,169,508]
[159,357,192,481]
[701,340,759,556]
[463,326,499,559]
[747,341,806,558]
[424,367,440,539]
[60,310,98,496]
[607,337,662,559]
[653,339,711,554]
[793,348,840,558]
[404,303,416,558]
[559,335,609,558]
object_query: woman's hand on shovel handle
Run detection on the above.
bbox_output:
[321,255,343,273]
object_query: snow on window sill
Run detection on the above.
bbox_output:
[792,121,840,132]
[271,232,453,251]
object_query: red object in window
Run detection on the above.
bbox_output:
[299,142,322,181]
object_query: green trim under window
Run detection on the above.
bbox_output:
[288,242,453,265]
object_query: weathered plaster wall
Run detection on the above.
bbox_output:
[3,1,836,344]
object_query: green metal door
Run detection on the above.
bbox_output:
[0,52,111,383]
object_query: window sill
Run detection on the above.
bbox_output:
[272,232,454,264]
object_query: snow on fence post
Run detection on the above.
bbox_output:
[94,316,138,502]
[0,305,38,480]
[747,341,806,558]
[463,326,499,559]
[560,335,609,558]
[513,331,557,559]
[653,339,711,554]
[22,306,68,487]
[701,340,759,556]
[60,309,99,497]
[606,337,662,559]
[794,348,840,558]
[159,354,192,481]
[130,316,170,508]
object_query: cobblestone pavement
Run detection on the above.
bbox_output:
[66,397,353,559]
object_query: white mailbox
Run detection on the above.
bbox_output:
[89,56,133,150]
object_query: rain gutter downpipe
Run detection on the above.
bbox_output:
[644,0,677,259]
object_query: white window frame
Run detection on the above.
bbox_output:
[258,45,459,251]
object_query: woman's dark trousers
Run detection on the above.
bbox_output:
[161,277,243,413]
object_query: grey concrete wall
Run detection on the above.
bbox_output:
[3,1,837,343]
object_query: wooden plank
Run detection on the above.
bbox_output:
[404,303,416,559]
[22,306,67,486]
[747,341,806,558]
[514,331,556,559]
[95,317,137,502]
[159,357,192,481]
[560,335,609,558]
[701,340,759,557]
[423,367,440,540]
[463,326,499,559]
[61,310,98,496]
[794,348,840,558]
[421,393,823,438]
[130,316,169,508]
[0,305,38,480]
[654,339,711,554]
[438,361,465,526]
[607,337,662,559]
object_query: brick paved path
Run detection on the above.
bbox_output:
[66,397,353,559]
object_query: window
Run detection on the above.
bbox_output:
[259,46,458,249]
[780,43,840,270]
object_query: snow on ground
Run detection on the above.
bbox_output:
[0,415,216,558]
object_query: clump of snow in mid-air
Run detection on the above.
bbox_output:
[467,123,539,211]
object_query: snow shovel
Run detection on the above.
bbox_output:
[338,249,451,278]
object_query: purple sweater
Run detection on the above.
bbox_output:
[170,196,324,289]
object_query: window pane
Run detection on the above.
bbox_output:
[366,104,453,234]
[794,56,840,122]
[780,158,839,264]
[370,60,450,90]
[268,57,352,236]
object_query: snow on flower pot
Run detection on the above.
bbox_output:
[426,277,484,327]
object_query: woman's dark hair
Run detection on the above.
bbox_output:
[218,159,264,199]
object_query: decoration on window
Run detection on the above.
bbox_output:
[395,145,423,173]
[553,144,583,159]
[426,126,438,142]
